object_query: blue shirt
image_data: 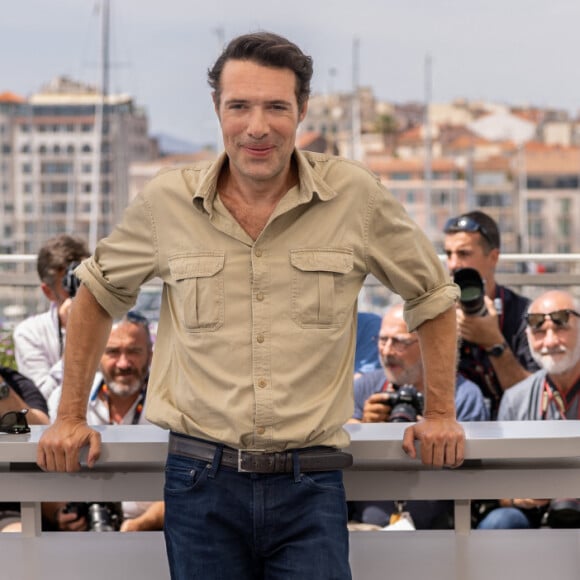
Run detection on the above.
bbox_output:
[354,312,382,374]
[352,369,489,421]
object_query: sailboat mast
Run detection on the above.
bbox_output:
[89,0,110,250]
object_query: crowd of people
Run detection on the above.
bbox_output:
[0,29,576,579]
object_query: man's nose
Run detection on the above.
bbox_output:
[115,352,132,368]
[247,107,268,138]
[447,255,459,273]
[380,338,395,356]
[542,326,561,347]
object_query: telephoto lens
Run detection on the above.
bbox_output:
[453,268,487,316]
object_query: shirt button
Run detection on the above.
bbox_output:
[256,292,264,301]
[255,249,263,257]
[256,334,265,343]
[258,379,267,388]
[256,427,265,435]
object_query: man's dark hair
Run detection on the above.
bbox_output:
[37,234,90,287]
[444,210,500,254]
[462,211,500,252]
[207,31,313,110]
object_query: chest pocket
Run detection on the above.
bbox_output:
[168,252,225,332]
[290,248,353,328]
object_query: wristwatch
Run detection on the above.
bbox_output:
[0,381,10,400]
[485,341,508,358]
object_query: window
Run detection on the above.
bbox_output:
[527,199,544,214]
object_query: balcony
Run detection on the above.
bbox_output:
[2,423,580,580]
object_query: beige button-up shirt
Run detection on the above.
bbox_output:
[77,150,458,451]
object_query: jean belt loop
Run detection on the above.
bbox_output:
[208,444,224,479]
[292,450,301,482]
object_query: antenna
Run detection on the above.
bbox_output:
[423,53,432,239]
[89,0,110,250]
[350,37,362,161]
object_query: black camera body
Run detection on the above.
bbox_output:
[453,267,487,316]
[64,502,123,532]
[62,261,81,299]
[383,385,425,423]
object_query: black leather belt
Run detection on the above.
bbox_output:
[168,433,353,474]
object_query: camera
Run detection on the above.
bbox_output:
[453,267,487,316]
[383,385,425,423]
[62,261,81,298]
[64,502,123,532]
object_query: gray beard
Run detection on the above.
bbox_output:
[531,339,580,376]
[107,378,143,398]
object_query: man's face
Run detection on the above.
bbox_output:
[378,309,422,388]
[41,270,70,306]
[527,293,580,376]
[214,59,306,187]
[100,322,151,398]
[444,232,499,286]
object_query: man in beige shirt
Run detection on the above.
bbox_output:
[38,32,464,580]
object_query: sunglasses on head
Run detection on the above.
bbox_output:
[126,310,149,326]
[443,216,493,246]
[0,409,30,434]
[525,309,580,331]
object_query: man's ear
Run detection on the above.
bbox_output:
[298,100,308,123]
[212,91,220,117]
[40,282,57,302]
[489,247,500,269]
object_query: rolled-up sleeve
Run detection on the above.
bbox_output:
[75,193,159,319]
[365,182,459,331]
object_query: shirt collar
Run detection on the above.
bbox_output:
[188,149,338,213]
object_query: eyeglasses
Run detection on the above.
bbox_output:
[443,216,494,247]
[0,409,30,434]
[376,335,418,351]
[525,309,580,331]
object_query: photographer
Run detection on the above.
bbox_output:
[478,290,580,529]
[444,211,539,418]
[348,304,487,529]
[13,234,90,400]
[43,311,164,533]
[0,366,50,532]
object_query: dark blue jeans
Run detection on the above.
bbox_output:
[163,451,351,580]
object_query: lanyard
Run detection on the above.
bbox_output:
[95,381,146,425]
[540,376,580,420]
[381,380,396,393]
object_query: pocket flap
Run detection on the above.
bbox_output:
[168,253,225,280]
[290,249,353,274]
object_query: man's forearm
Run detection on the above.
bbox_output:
[416,306,457,419]
[57,285,112,420]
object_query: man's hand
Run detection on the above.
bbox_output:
[37,417,101,472]
[58,297,74,329]
[457,297,503,349]
[402,417,465,468]
[511,498,550,510]
[362,393,392,423]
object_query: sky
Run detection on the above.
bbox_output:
[3,0,580,147]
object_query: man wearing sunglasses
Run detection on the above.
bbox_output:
[477,290,580,529]
[444,210,538,417]
[43,312,164,533]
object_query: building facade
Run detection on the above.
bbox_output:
[0,77,156,256]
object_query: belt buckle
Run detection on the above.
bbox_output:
[237,449,263,473]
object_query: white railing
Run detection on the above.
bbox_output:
[2,423,580,580]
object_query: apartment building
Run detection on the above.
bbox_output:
[521,145,580,256]
[0,76,156,256]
